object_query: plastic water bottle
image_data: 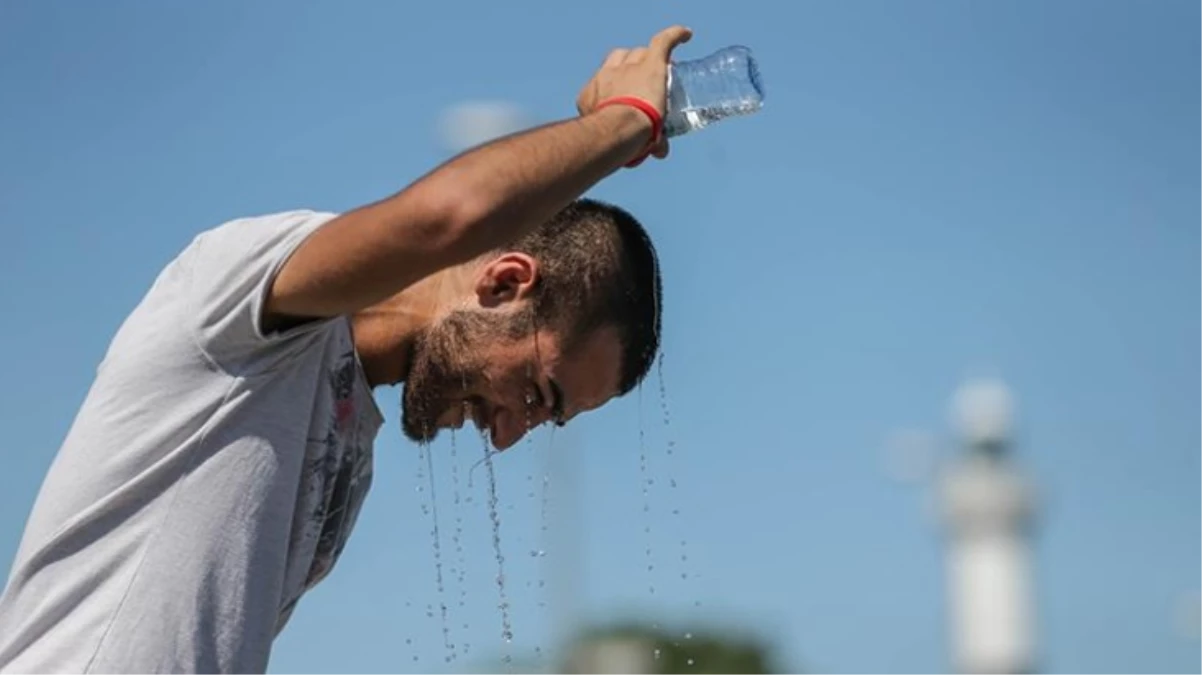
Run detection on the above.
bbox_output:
[663,45,764,138]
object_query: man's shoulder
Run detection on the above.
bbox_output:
[176,209,344,371]
[197,209,341,244]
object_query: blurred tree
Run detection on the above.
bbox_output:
[558,620,786,674]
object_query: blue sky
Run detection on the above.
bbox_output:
[1,1,1198,673]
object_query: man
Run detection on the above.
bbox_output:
[0,25,692,673]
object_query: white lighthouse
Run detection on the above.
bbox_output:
[939,379,1038,674]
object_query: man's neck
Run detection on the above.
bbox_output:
[351,266,473,387]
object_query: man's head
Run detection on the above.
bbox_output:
[401,198,662,449]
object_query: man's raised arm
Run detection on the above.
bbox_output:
[265,25,692,324]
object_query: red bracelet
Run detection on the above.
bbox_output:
[595,95,663,168]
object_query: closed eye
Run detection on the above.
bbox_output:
[524,384,544,426]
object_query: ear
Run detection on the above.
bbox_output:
[474,252,540,309]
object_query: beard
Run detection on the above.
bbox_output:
[400,307,532,443]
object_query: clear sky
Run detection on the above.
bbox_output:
[1,1,1198,673]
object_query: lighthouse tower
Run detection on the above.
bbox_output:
[939,380,1038,674]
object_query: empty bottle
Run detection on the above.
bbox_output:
[664,45,764,138]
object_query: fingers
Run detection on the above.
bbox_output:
[604,48,629,68]
[648,25,692,61]
[605,46,649,66]
[603,26,690,68]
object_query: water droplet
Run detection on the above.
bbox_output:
[681,572,689,580]
[405,638,412,645]
[670,479,678,488]
[451,425,468,653]
[636,384,660,615]
[530,549,546,557]
[685,632,693,640]
[672,508,680,516]
[653,648,662,660]
[412,656,419,662]
[419,447,450,666]
[687,657,695,666]
[481,441,514,648]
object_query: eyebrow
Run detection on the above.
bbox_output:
[548,377,566,426]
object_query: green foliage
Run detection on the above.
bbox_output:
[561,620,787,674]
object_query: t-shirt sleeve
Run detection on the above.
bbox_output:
[186,209,341,373]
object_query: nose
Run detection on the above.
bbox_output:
[491,405,551,450]
[490,410,523,450]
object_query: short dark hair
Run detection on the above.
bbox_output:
[508,198,662,396]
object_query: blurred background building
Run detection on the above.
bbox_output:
[939,381,1037,675]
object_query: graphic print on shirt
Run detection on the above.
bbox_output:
[304,350,373,590]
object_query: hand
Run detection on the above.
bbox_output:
[576,25,693,160]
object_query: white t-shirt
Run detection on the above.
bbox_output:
[0,210,384,673]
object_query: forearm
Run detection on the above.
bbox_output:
[385,103,651,265]
[268,105,650,320]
